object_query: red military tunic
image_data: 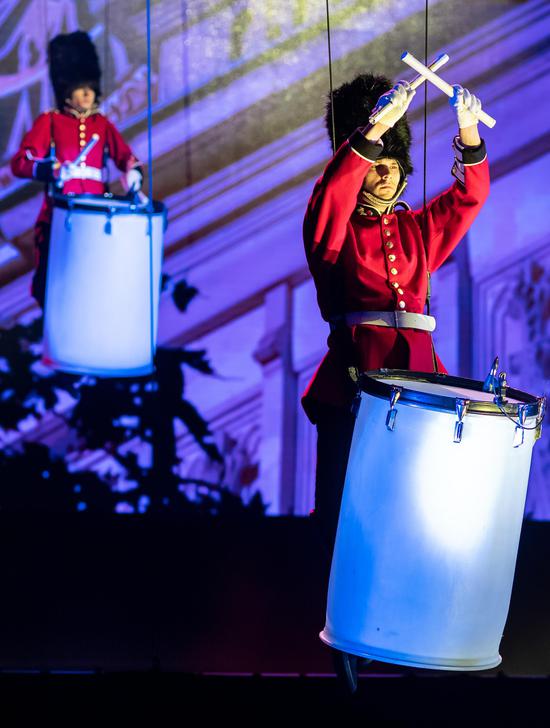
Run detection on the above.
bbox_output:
[11,108,139,304]
[11,107,139,219]
[302,130,490,422]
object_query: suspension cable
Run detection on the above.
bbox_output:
[325,0,336,155]
[423,0,428,218]
[422,0,437,371]
[145,0,156,370]
[104,0,110,100]
[324,1,436,374]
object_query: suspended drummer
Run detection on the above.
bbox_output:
[10,30,143,308]
[302,74,489,686]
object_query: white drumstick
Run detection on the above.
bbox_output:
[408,52,450,91]
[73,133,100,165]
[369,53,449,125]
[55,134,101,188]
[401,51,496,128]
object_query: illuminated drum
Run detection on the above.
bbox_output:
[43,193,166,376]
[321,371,545,671]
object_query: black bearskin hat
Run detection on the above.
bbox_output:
[326,73,413,176]
[48,31,102,109]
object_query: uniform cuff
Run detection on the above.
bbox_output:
[33,160,54,183]
[348,130,384,162]
[452,136,487,165]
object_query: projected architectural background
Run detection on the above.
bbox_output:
[0,0,548,516]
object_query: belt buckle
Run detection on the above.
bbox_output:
[393,311,399,329]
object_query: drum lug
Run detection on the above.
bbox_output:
[65,199,73,232]
[386,387,402,432]
[513,405,528,448]
[535,398,546,442]
[453,398,470,443]
[105,208,115,234]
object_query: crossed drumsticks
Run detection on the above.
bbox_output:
[370,51,496,128]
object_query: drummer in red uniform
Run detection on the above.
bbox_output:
[11,30,142,308]
[303,74,489,689]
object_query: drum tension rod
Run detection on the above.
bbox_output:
[513,405,528,448]
[105,207,116,235]
[65,199,74,232]
[454,398,470,444]
[386,386,402,432]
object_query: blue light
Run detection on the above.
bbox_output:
[137,495,151,513]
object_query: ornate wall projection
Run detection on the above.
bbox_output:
[1,0,549,515]
[476,251,550,519]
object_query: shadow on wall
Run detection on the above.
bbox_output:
[0,277,266,516]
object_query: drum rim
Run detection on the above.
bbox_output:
[361,369,542,418]
[52,192,165,215]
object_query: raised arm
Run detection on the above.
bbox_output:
[304,132,383,266]
[304,81,415,268]
[415,85,490,272]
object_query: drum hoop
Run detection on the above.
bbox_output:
[361,369,541,418]
[52,192,166,217]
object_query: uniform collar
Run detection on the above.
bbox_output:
[356,178,410,217]
[62,104,101,120]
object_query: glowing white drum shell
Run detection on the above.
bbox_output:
[43,195,165,376]
[320,373,541,671]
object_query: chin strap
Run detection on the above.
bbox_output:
[356,177,409,215]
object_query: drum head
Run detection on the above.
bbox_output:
[53,192,165,215]
[361,370,541,418]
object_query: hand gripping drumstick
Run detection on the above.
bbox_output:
[401,51,496,128]
[54,134,101,188]
[369,53,449,125]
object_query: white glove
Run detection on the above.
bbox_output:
[450,85,482,128]
[58,162,79,184]
[370,81,416,128]
[123,168,142,192]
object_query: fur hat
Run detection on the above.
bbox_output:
[326,73,413,176]
[48,31,102,109]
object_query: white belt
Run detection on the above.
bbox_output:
[66,166,103,182]
[344,310,436,332]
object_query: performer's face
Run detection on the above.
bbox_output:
[68,86,96,111]
[364,158,401,199]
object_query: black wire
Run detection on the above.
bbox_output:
[145,0,155,366]
[494,400,545,431]
[423,0,428,217]
[325,0,336,155]
[423,0,438,373]
[42,1,48,68]
[104,1,110,99]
